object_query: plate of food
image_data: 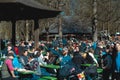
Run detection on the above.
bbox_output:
[17,68,26,71]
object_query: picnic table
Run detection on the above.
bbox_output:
[0,65,1,70]
[0,65,1,78]
[40,76,57,80]
[97,68,103,73]
[17,69,58,80]
[0,57,5,61]
[17,69,37,74]
[40,64,60,80]
[17,69,38,80]
[94,54,99,59]
[81,64,103,74]
[81,64,96,67]
[40,64,60,69]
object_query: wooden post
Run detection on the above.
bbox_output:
[34,19,39,49]
[25,20,29,42]
[11,20,16,46]
[45,27,49,41]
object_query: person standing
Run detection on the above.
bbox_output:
[115,42,120,80]
[111,43,117,80]
[102,45,112,80]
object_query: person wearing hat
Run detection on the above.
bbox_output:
[1,53,18,80]
[59,47,72,66]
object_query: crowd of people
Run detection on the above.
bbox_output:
[0,37,120,80]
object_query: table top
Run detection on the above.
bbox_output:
[97,68,103,73]
[40,64,60,69]
[81,64,96,67]
[41,76,57,80]
[17,69,37,74]
[0,66,1,70]
[81,64,103,73]
[0,58,5,61]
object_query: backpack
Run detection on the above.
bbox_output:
[47,55,58,64]
[84,65,98,77]
[85,53,94,64]
[59,61,82,77]
[1,60,11,78]
[25,60,39,71]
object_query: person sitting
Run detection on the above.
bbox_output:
[81,52,98,80]
[8,50,22,69]
[88,48,99,67]
[81,52,94,64]
[19,50,29,68]
[34,50,47,66]
[101,45,112,80]
[19,50,37,80]
[59,47,72,66]
[25,54,41,80]
[72,51,85,69]
[44,50,58,64]
[1,53,18,80]
[33,51,51,76]
[26,54,41,74]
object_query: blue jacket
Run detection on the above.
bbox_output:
[60,54,72,66]
[92,42,97,50]
[102,54,112,69]
[116,52,120,72]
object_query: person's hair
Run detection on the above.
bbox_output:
[29,46,34,51]
[23,50,28,53]
[88,48,94,53]
[7,53,14,57]
[28,53,34,59]
[22,49,28,56]
[8,50,14,54]
[7,43,12,47]
[36,48,41,52]
[39,46,44,50]
[34,51,41,58]
[106,45,110,49]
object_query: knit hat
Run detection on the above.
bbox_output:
[63,47,68,52]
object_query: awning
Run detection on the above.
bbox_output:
[0,0,61,20]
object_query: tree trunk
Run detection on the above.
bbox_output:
[93,0,98,41]
[58,17,62,39]
[93,28,98,41]
[25,20,29,42]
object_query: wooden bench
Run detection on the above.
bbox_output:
[39,76,57,80]
[38,78,47,80]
